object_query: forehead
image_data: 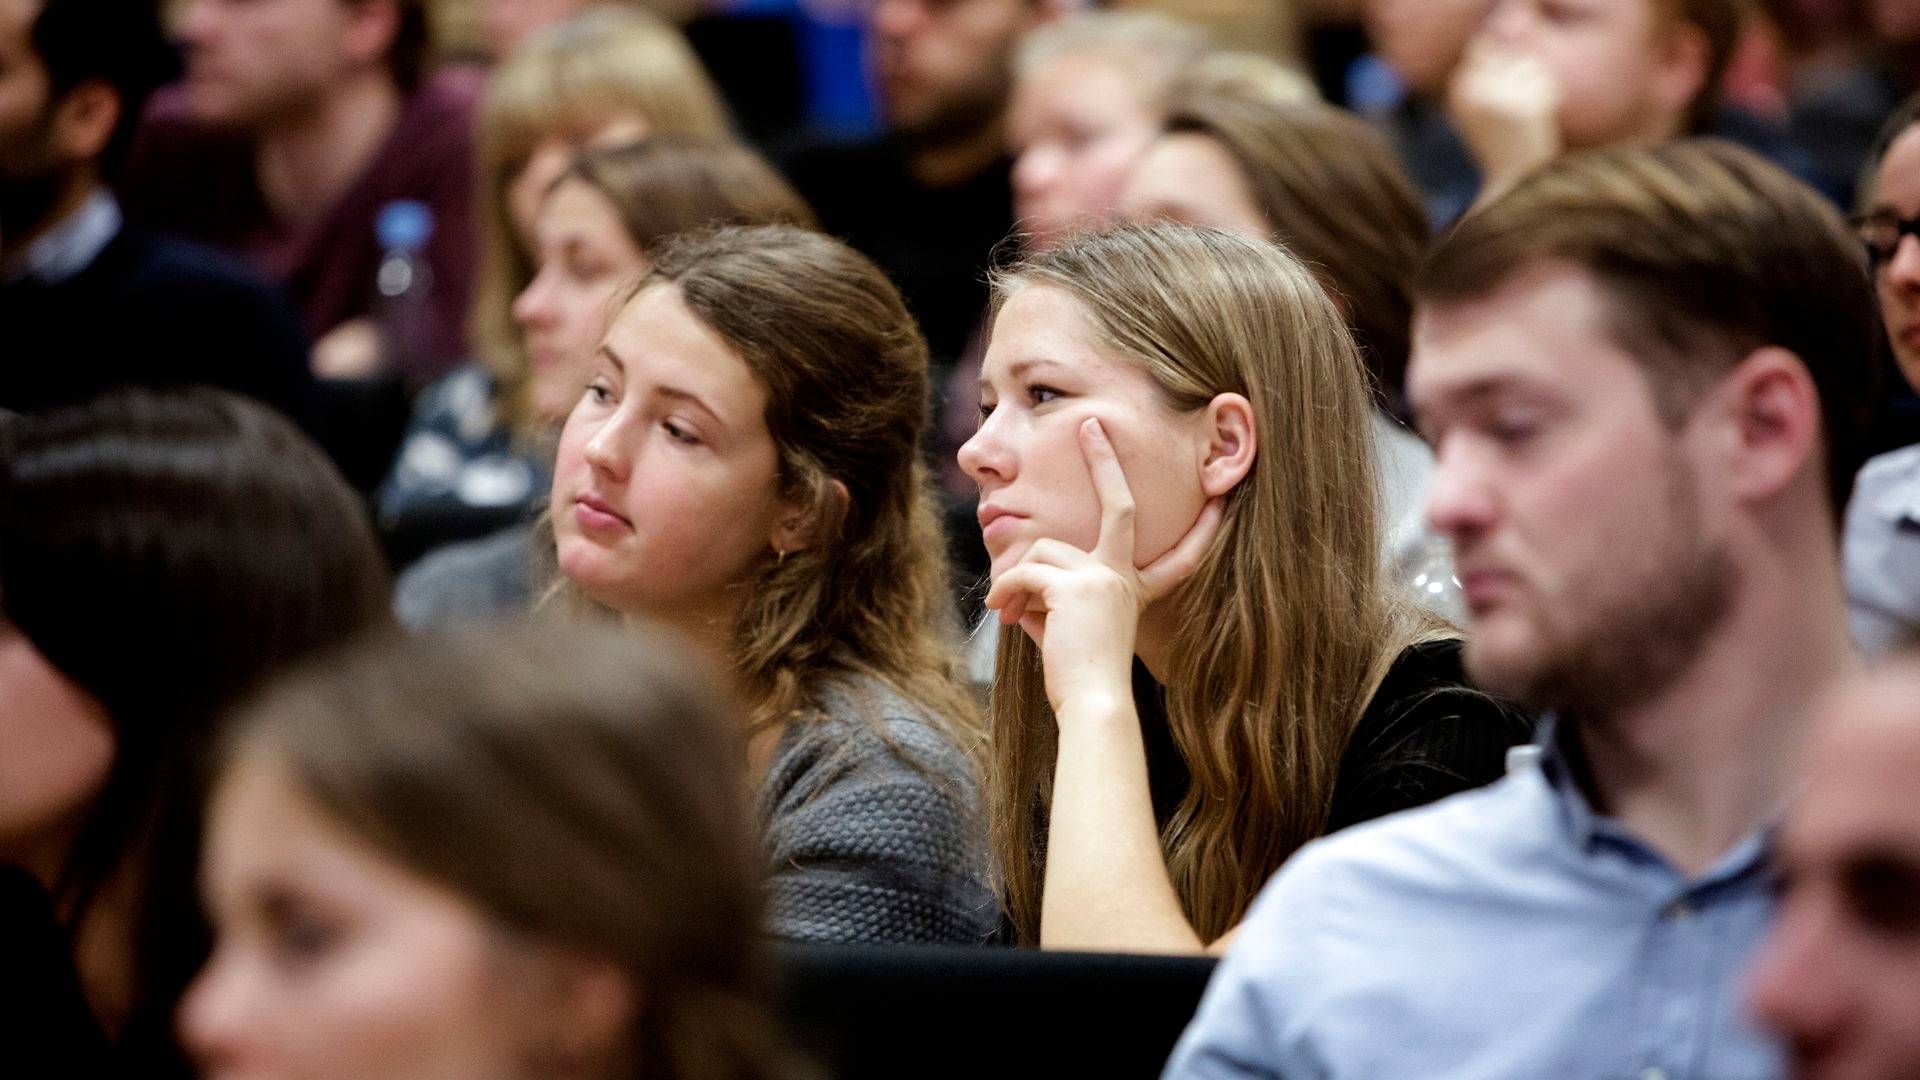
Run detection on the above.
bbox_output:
[1788,678,1920,857]
[1408,262,1654,406]
[605,284,766,414]
[1014,53,1154,126]
[1873,125,1920,216]
[537,178,619,231]
[982,285,1131,378]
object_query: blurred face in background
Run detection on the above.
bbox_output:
[512,176,647,424]
[1362,0,1494,96]
[1747,666,1920,1080]
[503,115,651,251]
[868,0,1037,145]
[1862,124,1920,396]
[0,617,112,886]
[178,0,397,126]
[1009,50,1162,250]
[183,755,633,1080]
[1118,131,1270,238]
[1473,0,1705,148]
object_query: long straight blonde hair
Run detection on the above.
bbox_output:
[988,224,1444,943]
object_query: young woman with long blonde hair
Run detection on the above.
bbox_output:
[961,223,1532,952]
[549,225,994,944]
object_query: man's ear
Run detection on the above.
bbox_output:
[1198,392,1257,499]
[51,81,120,164]
[769,478,849,556]
[1649,20,1711,131]
[1717,346,1821,507]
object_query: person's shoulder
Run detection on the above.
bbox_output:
[1368,638,1531,731]
[1850,444,1920,527]
[114,229,264,291]
[798,674,976,778]
[1857,443,1920,489]
[1310,765,1544,881]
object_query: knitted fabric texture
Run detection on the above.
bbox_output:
[759,675,997,945]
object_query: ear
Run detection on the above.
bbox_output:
[1197,392,1257,499]
[770,478,849,556]
[50,81,120,164]
[341,0,403,70]
[538,953,639,1069]
[1649,19,1710,130]
[1716,346,1821,508]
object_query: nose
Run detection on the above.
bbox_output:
[1746,888,1853,1059]
[580,404,639,482]
[957,404,1016,489]
[176,947,254,1074]
[1480,0,1530,47]
[1012,143,1062,205]
[1885,232,1920,293]
[1423,439,1500,543]
[178,0,219,45]
[512,267,557,333]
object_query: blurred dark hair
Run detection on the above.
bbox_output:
[383,0,432,93]
[567,136,817,252]
[0,388,390,1071]
[29,0,179,174]
[222,624,808,1080]
[1856,90,1920,213]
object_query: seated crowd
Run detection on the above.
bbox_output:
[2,0,1919,1078]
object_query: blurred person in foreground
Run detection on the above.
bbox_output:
[1747,655,1920,1080]
[181,624,809,1080]
[1166,140,1871,1079]
[0,389,390,1076]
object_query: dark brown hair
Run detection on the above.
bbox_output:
[616,225,981,756]
[1162,89,1429,412]
[221,624,804,1080]
[1666,0,1748,134]
[1416,138,1875,526]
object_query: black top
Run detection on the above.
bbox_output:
[1138,638,1535,834]
[779,136,1014,379]
[0,226,314,429]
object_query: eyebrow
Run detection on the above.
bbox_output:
[980,357,1069,393]
[1411,375,1539,437]
[600,342,726,425]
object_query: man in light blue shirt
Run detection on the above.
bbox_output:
[1165,141,1870,1080]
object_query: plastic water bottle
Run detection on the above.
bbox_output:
[375,200,435,384]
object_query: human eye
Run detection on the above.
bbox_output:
[584,378,614,406]
[662,419,702,446]
[1027,383,1065,406]
[1844,856,1920,939]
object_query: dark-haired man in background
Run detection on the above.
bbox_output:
[0,0,314,426]
[127,0,477,389]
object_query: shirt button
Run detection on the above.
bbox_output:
[1662,899,1695,921]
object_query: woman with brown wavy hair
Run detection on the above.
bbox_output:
[183,623,809,1080]
[549,224,994,944]
[960,222,1532,952]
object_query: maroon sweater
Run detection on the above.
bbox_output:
[125,69,481,387]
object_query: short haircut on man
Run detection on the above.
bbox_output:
[1415,138,1876,526]
[30,0,177,172]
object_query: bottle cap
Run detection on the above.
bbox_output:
[376,200,434,252]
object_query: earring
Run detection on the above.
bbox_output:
[775,547,787,565]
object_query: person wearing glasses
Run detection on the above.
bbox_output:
[1845,95,1920,654]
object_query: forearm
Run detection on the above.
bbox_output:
[1039,693,1205,954]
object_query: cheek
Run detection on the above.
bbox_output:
[0,642,111,845]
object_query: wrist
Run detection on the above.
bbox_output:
[1053,691,1136,737]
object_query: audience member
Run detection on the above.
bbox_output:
[480,0,700,58]
[393,136,813,626]
[1846,95,1920,653]
[1117,89,1455,615]
[1448,0,1748,202]
[0,0,314,428]
[1356,0,1496,224]
[550,225,995,944]
[0,389,391,1077]
[182,624,808,1080]
[962,222,1533,953]
[1008,10,1212,250]
[1748,655,1920,1080]
[782,0,1045,374]
[126,0,478,387]
[1166,141,1871,1078]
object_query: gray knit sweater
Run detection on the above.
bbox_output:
[758,675,997,945]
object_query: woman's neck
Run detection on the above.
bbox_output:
[1135,599,1177,684]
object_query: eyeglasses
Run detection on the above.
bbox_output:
[1853,209,1920,268]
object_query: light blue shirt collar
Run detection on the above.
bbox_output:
[3,187,122,285]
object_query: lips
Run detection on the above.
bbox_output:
[1455,566,1521,616]
[976,504,1026,548]
[573,491,631,532]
